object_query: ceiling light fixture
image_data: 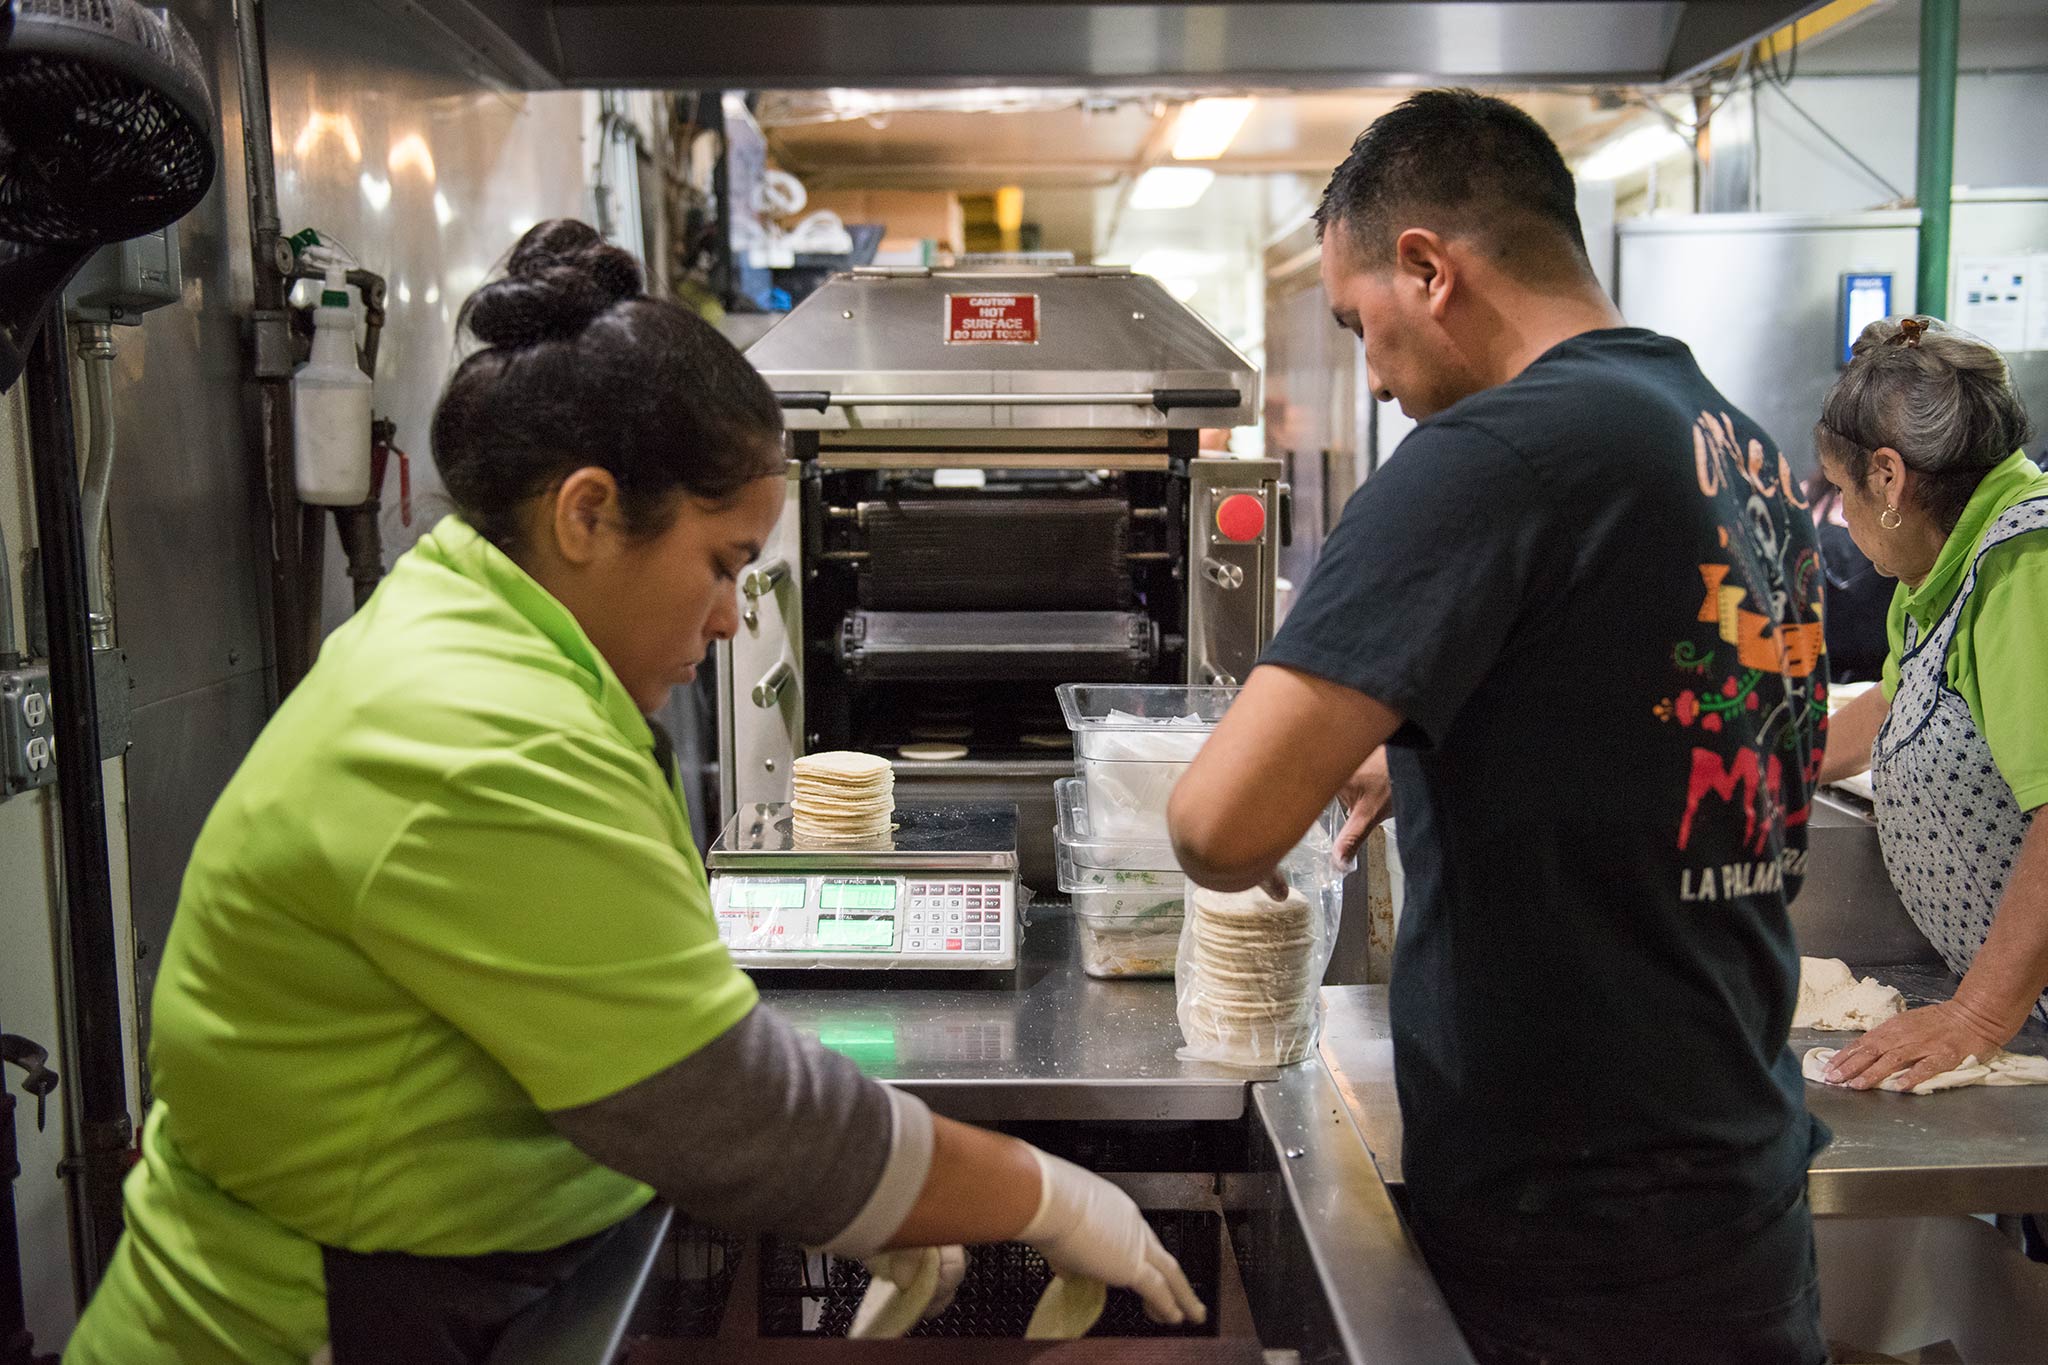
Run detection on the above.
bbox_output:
[1129,166,1216,211]
[1171,97,1254,161]
[1575,123,1689,182]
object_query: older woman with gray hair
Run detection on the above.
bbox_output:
[1816,315,2048,1094]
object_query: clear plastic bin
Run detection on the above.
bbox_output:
[1073,897,1184,979]
[1055,777,1187,978]
[1054,777,1176,875]
[1056,685,1236,842]
[1055,684,1238,758]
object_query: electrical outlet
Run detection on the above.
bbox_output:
[1,665,58,800]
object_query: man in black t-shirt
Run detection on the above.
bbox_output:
[1168,91,1830,1365]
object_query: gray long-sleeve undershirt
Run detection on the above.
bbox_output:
[546,1003,932,1255]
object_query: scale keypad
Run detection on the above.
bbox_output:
[905,881,1008,954]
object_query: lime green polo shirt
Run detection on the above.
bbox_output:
[67,517,756,1365]
[1881,451,2048,811]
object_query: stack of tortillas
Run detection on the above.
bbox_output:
[791,751,894,847]
[1178,886,1318,1066]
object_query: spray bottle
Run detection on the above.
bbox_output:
[292,262,372,505]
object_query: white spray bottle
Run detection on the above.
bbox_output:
[292,263,373,505]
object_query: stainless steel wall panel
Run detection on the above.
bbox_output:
[106,0,600,1042]
[1618,196,2048,477]
[122,671,271,1081]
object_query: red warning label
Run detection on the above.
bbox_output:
[945,293,1039,344]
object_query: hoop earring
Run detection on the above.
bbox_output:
[1879,506,1903,530]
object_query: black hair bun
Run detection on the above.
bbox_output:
[463,219,643,349]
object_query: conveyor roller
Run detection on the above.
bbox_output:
[858,498,1130,612]
[837,610,1159,683]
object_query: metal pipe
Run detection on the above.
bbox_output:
[23,305,130,1288]
[232,0,314,695]
[1915,0,1959,318]
[0,500,17,669]
[75,324,116,649]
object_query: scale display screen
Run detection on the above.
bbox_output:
[816,917,896,948]
[821,881,898,912]
[728,880,807,910]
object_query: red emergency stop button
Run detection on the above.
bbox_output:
[1216,493,1266,543]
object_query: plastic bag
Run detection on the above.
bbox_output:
[1080,710,1212,842]
[1175,828,1343,1068]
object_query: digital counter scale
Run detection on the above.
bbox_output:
[707,802,1020,970]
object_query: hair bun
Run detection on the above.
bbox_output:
[462,219,643,349]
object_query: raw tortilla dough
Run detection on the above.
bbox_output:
[1025,1273,1107,1340]
[847,1245,966,1339]
[1802,1045,2048,1095]
[1792,956,2048,1094]
[846,1251,1106,1341]
[848,1246,941,1339]
[900,742,968,761]
[1792,956,1905,1031]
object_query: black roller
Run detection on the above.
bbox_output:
[838,610,1158,684]
[858,498,1129,612]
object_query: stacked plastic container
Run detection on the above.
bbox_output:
[1053,684,1239,978]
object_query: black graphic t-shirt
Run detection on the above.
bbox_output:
[1264,328,1830,1253]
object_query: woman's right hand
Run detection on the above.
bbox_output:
[1018,1147,1207,1327]
[1334,747,1392,866]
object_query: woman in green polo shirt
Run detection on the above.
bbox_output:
[1813,316,2047,1095]
[66,220,1201,1364]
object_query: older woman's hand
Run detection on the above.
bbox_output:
[1821,999,2015,1091]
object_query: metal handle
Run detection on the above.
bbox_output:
[1202,557,1245,590]
[752,660,794,709]
[741,558,789,601]
[776,387,1240,411]
[1201,663,1240,687]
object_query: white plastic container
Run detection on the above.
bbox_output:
[292,266,373,505]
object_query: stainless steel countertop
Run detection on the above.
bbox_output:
[757,907,1272,1121]
[1319,965,2048,1218]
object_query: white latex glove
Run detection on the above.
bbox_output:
[849,1245,968,1338]
[1017,1147,1206,1327]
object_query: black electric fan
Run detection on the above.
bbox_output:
[0,0,218,388]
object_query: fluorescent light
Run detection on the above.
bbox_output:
[1133,249,1221,304]
[1129,166,1215,211]
[1171,97,1254,161]
[1575,124,1689,182]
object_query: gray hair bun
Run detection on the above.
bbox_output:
[462,219,643,349]
[1833,315,2031,476]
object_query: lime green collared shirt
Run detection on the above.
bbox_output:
[1881,451,2048,811]
[67,517,756,1365]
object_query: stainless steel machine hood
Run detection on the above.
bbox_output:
[745,266,1260,431]
[387,0,1831,89]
